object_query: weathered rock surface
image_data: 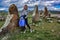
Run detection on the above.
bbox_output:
[32,5,40,23]
[0,4,19,35]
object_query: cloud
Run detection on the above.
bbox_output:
[0,0,60,11]
[4,0,11,3]
[27,1,40,7]
[0,8,6,10]
[41,1,54,6]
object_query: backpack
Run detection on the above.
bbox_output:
[19,17,25,27]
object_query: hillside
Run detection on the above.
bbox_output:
[0,14,60,40]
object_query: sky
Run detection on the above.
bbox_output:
[0,0,60,11]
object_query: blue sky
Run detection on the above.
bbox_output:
[0,0,60,11]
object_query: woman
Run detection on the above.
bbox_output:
[20,5,33,33]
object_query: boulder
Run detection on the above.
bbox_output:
[44,7,49,18]
[32,5,40,23]
[0,4,19,35]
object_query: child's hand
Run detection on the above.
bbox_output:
[25,16,28,18]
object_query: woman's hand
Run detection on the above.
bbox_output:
[25,16,27,18]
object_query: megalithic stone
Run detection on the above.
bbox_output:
[40,10,43,17]
[44,7,48,18]
[0,4,19,35]
[32,5,39,23]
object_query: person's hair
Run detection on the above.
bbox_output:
[24,5,28,7]
[9,4,18,15]
[24,5,28,10]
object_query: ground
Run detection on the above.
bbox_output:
[0,15,60,40]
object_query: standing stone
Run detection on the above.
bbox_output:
[32,5,39,23]
[44,7,48,18]
[40,10,43,17]
[0,4,19,35]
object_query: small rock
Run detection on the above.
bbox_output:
[51,29,54,32]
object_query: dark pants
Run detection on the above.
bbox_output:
[20,27,26,31]
[20,15,31,31]
[20,18,30,31]
[25,18,31,29]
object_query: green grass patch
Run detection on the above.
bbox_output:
[0,15,60,40]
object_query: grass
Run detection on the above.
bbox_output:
[0,21,4,28]
[0,15,60,40]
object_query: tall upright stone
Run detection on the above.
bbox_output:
[32,5,39,23]
[0,4,19,35]
[44,7,48,18]
[40,10,43,17]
